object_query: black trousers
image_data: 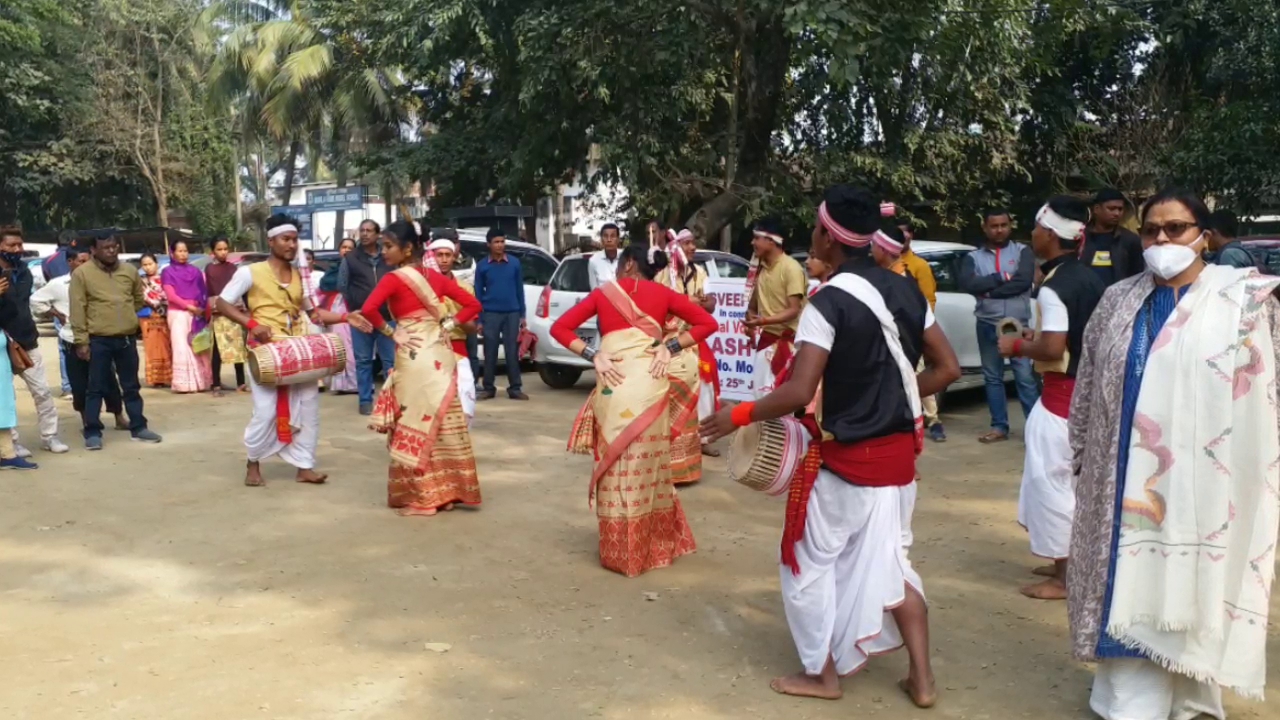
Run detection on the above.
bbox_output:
[63,340,121,416]
[84,335,147,438]
[210,338,245,388]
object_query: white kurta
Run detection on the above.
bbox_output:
[245,375,320,469]
[780,470,924,676]
[1018,401,1074,559]
[1091,658,1223,720]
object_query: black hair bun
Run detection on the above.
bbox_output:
[650,249,669,272]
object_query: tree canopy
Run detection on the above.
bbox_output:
[4,0,1280,241]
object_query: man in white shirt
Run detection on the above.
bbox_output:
[587,223,622,289]
[30,246,125,432]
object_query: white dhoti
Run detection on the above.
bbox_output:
[1090,658,1224,720]
[752,345,778,399]
[245,375,320,469]
[456,358,476,426]
[780,470,924,676]
[697,380,716,445]
[1017,401,1074,559]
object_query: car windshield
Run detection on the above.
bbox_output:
[551,257,591,292]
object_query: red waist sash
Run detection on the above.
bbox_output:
[1041,372,1075,419]
[758,329,796,383]
[781,422,919,575]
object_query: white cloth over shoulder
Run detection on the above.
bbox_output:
[1107,266,1280,699]
[456,358,476,426]
[781,471,923,676]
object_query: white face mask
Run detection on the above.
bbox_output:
[1143,233,1205,280]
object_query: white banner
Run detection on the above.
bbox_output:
[703,278,756,402]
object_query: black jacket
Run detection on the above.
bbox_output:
[1081,226,1145,285]
[0,263,39,350]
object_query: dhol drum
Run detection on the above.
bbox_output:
[728,416,812,496]
[249,333,347,386]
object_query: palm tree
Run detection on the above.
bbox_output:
[203,0,405,240]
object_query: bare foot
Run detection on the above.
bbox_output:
[1020,578,1067,600]
[441,503,455,511]
[898,676,938,708]
[296,469,328,484]
[1032,564,1057,577]
[397,505,438,517]
[237,385,249,393]
[701,446,721,457]
[245,462,265,487]
[769,672,842,700]
[212,387,225,398]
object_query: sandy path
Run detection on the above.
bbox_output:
[1,338,1276,719]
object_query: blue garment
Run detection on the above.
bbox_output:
[43,251,70,282]
[475,255,526,315]
[1095,284,1189,658]
[0,333,17,429]
[975,320,1041,433]
[350,326,397,405]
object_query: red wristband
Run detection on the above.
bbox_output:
[247,319,259,331]
[1012,339,1024,357]
[730,401,756,428]
[339,313,349,324]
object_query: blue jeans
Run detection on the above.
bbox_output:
[976,320,1041,434]
[351,326,397,405]
[482,311,523,395]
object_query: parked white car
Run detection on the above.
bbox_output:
[528,250,749,388]
[531,241,1015,398]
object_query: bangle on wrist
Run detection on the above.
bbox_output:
[664,337,682,356]
[247,319,259,331]
[339,313,349,324]
[380,325,395,338]
[730,401,756,428]
[582,346,597,362]
[1012,339,1024,357]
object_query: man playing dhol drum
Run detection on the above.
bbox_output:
[702,184,961,707]
[216,214,372,487]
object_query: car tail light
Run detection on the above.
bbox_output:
[536,285,552,318]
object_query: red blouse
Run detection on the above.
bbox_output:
[551,279,718,347]
[361,267,482,329]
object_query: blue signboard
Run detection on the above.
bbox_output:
[306,186,367,212]
[269,205,314,241]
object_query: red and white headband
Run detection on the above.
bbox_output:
[1036,204,1086,243]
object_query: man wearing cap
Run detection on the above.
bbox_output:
[1080,188,1145,286]
[703,184,960,707]
[998,196,1104,601]
[745,218,807,399]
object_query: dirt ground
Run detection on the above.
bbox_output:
[1,337,1277,720]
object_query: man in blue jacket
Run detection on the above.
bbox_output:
[957,209,1041,443]
[475,228,528,400]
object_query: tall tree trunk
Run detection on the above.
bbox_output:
[333,135,349,246]
[383,180,393,226]
[280,138,301,205]
[234,151,244,232]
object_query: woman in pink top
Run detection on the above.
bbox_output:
[161,240,213,393]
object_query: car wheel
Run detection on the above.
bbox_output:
[538,363,583,390]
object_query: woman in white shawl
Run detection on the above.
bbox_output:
[1068,186,1280,720]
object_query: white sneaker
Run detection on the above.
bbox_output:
[42,437,70,454]
[14,443,31,459]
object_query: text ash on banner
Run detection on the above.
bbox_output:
[704,279,756,402]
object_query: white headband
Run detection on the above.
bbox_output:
[266,224,298,239]
[427,238,457,253]
[753,229,785,245]
[1035,204,1086,242]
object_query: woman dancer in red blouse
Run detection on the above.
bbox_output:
[552,244,718,576]
[350,221,484,517]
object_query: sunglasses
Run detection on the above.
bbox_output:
[1139,221,1199,240]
